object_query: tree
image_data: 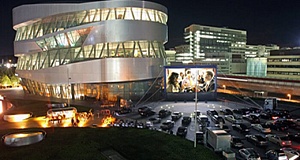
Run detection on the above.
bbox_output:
[10,75,20,87]
[1,75,12,87]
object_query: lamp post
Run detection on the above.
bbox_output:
[287,94,291,101]
[222,85,226,90]
[67,68,71,107]
[194,72,198,148]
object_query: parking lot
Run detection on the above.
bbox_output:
[113,100,300,160]
[1,88,300,160]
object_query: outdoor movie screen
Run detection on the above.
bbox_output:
[164,65,217,93]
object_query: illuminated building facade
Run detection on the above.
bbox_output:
[267,48,300,80]
[183,24,247,61]
[13,0,168,102]
[245,44,279,58]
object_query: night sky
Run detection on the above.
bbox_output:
[1,0,300,56]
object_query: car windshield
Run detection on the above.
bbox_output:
[178,127,186,132]
[233,138,241,142]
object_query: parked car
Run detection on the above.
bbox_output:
[266,134,292,147]
[243,114,260,124]
[251,123,271,133]
[138,106,156,117]
[275,119,297,129]
[221,108,233,115]
[220,124,231,132]
[171,112,182,121]
[238,148,261,160]
[265,149,288,160]
[225,115,243,123]
[260,111,280,120]
[158,109,172,118]
[211,115,225,125]
[176,126,187,137]
[147,117,161,124]
[247,107,262,114]
[265,120,289,131]
[114,107,132,115]
[232,123,251,133]
[281,148,300,160]
[197,114,209,124]
[288,132,300,143]
[230,136,244,148]
[245,134,268,147]
[181,116,192,126]
[160,120,175,131]
[206,109,218,117]
[196,131,204,144]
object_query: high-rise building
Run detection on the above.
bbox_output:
[13,0,168,102]
[183,24,247,60]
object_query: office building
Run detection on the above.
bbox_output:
[267,48,300,80]
[183,24,247,60]
[13,0,168,102]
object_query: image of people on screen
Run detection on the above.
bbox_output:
[200,70,215,92]
[166,72,181,93]
[182,70,196,92]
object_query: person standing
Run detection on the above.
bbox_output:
[201,70,215,92]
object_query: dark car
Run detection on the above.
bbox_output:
[181,116,192,126]
[196,131,204,144]
[247,107,262,114]
[275,119,297,128]
[265,121,289,131]
[211,115,225,125]
[232,123,251,133]
[114,107,132,115]
[243,114,260,124]
[176,126,188,137]
[221,108,233,115]
[230,136,244,148]
[288,132,300,143]
[206,109,218,117]
[265,149,288,160]
[158,109,172,118]
[138,106,156,117]
[245,134,268,147]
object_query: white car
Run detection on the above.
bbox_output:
[225,115,243,123]
[266,134,292,147]
[238,148,261,160]
[251,123,271,133]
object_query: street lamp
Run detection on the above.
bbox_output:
[222,85,226,90]
[287,94,291,101]
[194,72,198,148]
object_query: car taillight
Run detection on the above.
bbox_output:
[282,141,285,145]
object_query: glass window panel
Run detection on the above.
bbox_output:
[55,33,69,48]
[132,8,141,20]
[124,8,134,20]
[107,8,116,20]
[101,9,110,20]
[141,9,150,21]
[116,8,126,19]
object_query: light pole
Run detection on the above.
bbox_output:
[67,68,71,107]
[287,94,291,101]
[194,73,198,148]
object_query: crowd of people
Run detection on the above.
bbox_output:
[166,69,215,93]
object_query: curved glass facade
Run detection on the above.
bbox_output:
[15,7,167,41]
[14,1,168,103]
